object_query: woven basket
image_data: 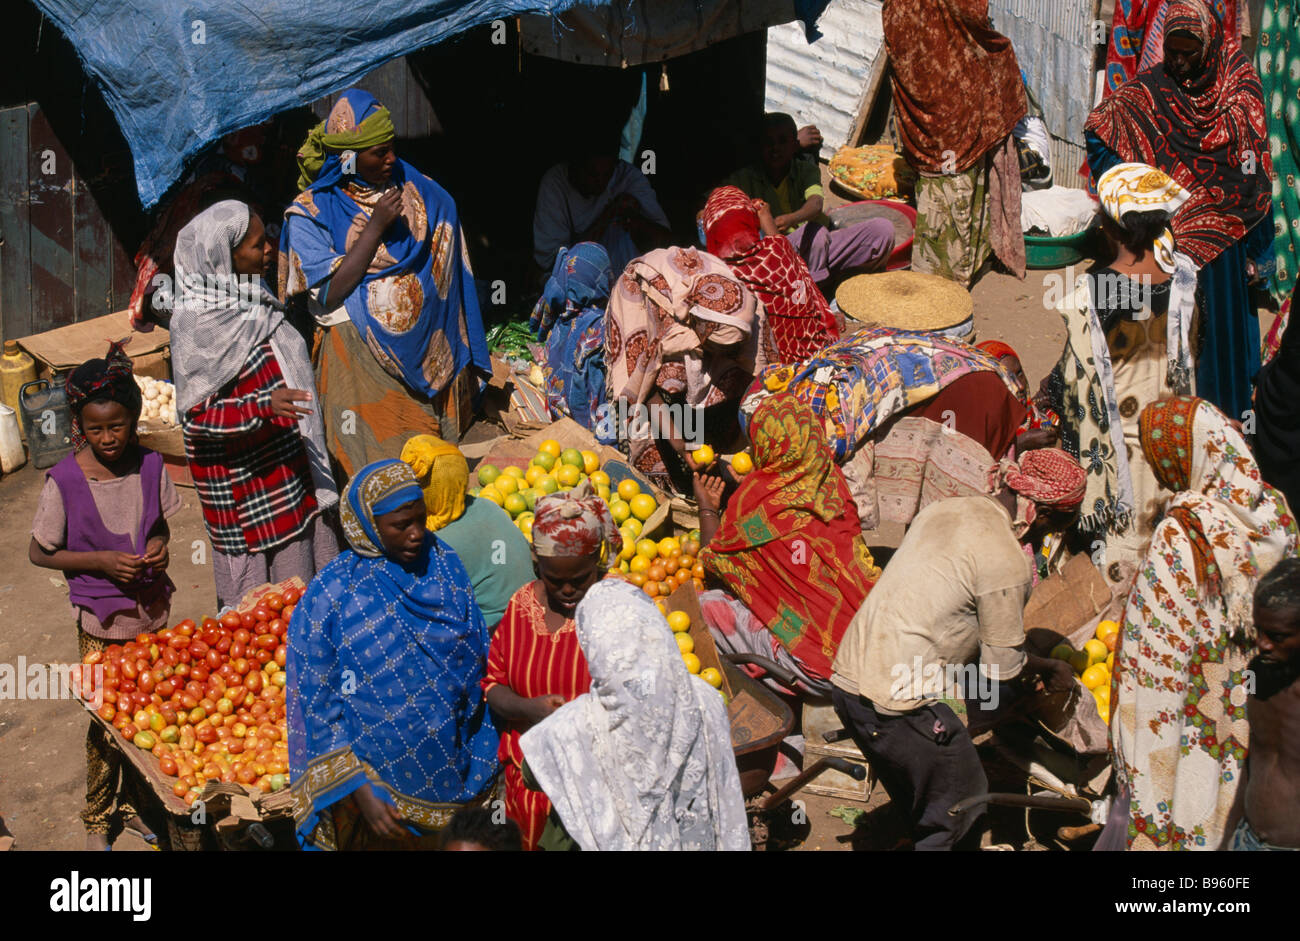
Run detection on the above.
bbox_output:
[835,271,974,332]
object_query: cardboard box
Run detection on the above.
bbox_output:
[18,310,171,379]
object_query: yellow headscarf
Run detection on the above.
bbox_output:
[1096,162,1190,274]
[400,434,468,532]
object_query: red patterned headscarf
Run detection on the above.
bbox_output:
[1084,0,1270,266]
[66,340,142,451]
[701,186,837,363]
[532,480,622,566]
[1001,447,1087,510]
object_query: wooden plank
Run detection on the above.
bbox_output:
[72,164,114,321]
[844,48,890,149]
[0,105,31,342]
[360,59,407,136]
[27,104,75,330]
[404,58,436,138]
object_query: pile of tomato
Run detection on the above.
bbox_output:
[80,587,300,806]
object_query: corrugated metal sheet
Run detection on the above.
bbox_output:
[988,0,1094,188]
[764,0,883,160]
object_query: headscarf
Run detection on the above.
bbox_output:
[532,479,621,566]
[519,579,750,851]
[280,89,491,400]
[701,393,879,681]
[1085,0,1271,267]
[399,435,468,532]
[702,186,838,362]
[530,243,614,433]
[296,91,396,193]
[995,447,1087,510]
[172,199,338,509]
[288,459,497,849]
[1096,162,1190,274]
[339,459,427,558]
[1113,394,1297,850]
[976,338,1059,432]
[66,340,142,451]
[881,0,1027,173]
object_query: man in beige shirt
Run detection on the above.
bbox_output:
[832,471,1082,849]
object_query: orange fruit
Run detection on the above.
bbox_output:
[675,633,694,654]
[581,450,601,474]
[630,493,657,521]
[682,653,701,675]
[657,537,681,557]
[538,439,562,459]
[692,444,715,466]
[730,452,754,475]
[642,580,660,597]
[674,569,692,586]
[628,572,647,587]
[616,478,641,502]
[666,611,691,632]
[647,562,667,582]
[556,464,582,488]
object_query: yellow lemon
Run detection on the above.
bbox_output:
[524,464,547,487]
[622,518,643,538]
[636,539,659,560]
[556,464,582,488]
[581,450,601,474]
[536,475,559,495]
[596,484,611,502]
[731,452,754,475]
[666,610,691,633]
[531,450,557,472]
[619,533,638,560]
[655,599,668,614]
[494,474,519,496]
[1083,639,1108,668]
[609,499,631,524]
[1095,619,1120,645]
[691,444,715,467]
[629,555,651,574]
[630,493,657,521]
[617,478,641,502]
[518,518,534,542]
[675,633,694,654]
[657,537,681,558]
[1081,664,1110,690]
[589,470,611,489]
[1106,652,1114,672]
[501,465,525,479]
[503,493,527,518]
[538,439,562,459]
[681,653,701,675]
[479,486,504,507]
[515,511,534,526]
[699,667,723,689]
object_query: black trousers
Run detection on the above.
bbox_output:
[831,687,987,850]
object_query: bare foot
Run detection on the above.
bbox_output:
[86,832,110,851]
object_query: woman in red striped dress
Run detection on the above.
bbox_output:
[482,481,620,849]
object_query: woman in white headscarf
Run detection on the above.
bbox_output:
[1044,163,1199,587]
[519,578,749,851]
[171,200,339,608]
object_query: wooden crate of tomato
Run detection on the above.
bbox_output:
[78,579,302,833]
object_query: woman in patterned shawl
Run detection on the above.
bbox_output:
[1110,396,1297,850]
[530,242,614,435]
[287,459,498,850]
[701,185,838,362]
[605,246,778,493]
[1085,0,1273,421]
[697,393,880,696]
[280,89,490,479]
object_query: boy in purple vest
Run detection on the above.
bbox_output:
[28,341,180,850]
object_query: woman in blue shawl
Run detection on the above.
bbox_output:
[287,459,498,850]
[529,242,614,437]
[280,89,491,479]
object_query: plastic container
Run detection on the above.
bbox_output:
[0,404,24,473]
[20,375,73,469]
[1,340,38,436]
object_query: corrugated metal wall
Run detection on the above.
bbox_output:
[766,0,1095,187]
[988,0,1094,188]
[764,0,883,159]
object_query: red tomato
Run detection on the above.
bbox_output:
[219,612,242,631]
[97,704,116,722]
[274,645,287,668]
[233,658,250,675]
[161,647,180,667]
[160,702,179,723]
[121,661,138,681]
[179,692,198,710]
[138,672,156,695]
[167,634,189,649]
[266,619,285,638]
[172,661,190,678]
[263,592,285,613]
[189,639,209,657]
[134,632,153,646]
[118,678,136,694]
[252,633,274,650]
[282,586,302,606]
[120,723,139,739]
[214,635,232,654]
[280,603,296,624]
[225,684,246,704]
[233,628,252,646]
[239,612,256,631]
[82,650,104,666]
[133,692,152,710]
[190,663,209,683]
[229,642,246,661]
[176,620,195,637]
[254,649,272,665]
[195,724,218,745]
[201,617,219,632]
[251,605,272,624]
[198,697,217,714]
[244,672,263,694]
[102,687,119,704]
[159,755,178,776]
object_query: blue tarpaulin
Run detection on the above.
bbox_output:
[31,0,829,208]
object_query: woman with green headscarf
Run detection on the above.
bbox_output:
[279,89,491,481]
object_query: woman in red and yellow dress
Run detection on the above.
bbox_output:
[481,481,619,849]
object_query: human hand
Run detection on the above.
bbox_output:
[524,694,565,725]
[773,213,795,232]
[754,201,778,235]
[692,472,726,513]
[1039,658,1076,694]
[797,125,823,151]
[1015,425,1059,455]
[354,783,407,840]
[142,537,169,572]
[369,188,404,231]
[270,388,314,420]
[98,551,146,584]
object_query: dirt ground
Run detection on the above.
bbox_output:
[0,263,1070,852]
